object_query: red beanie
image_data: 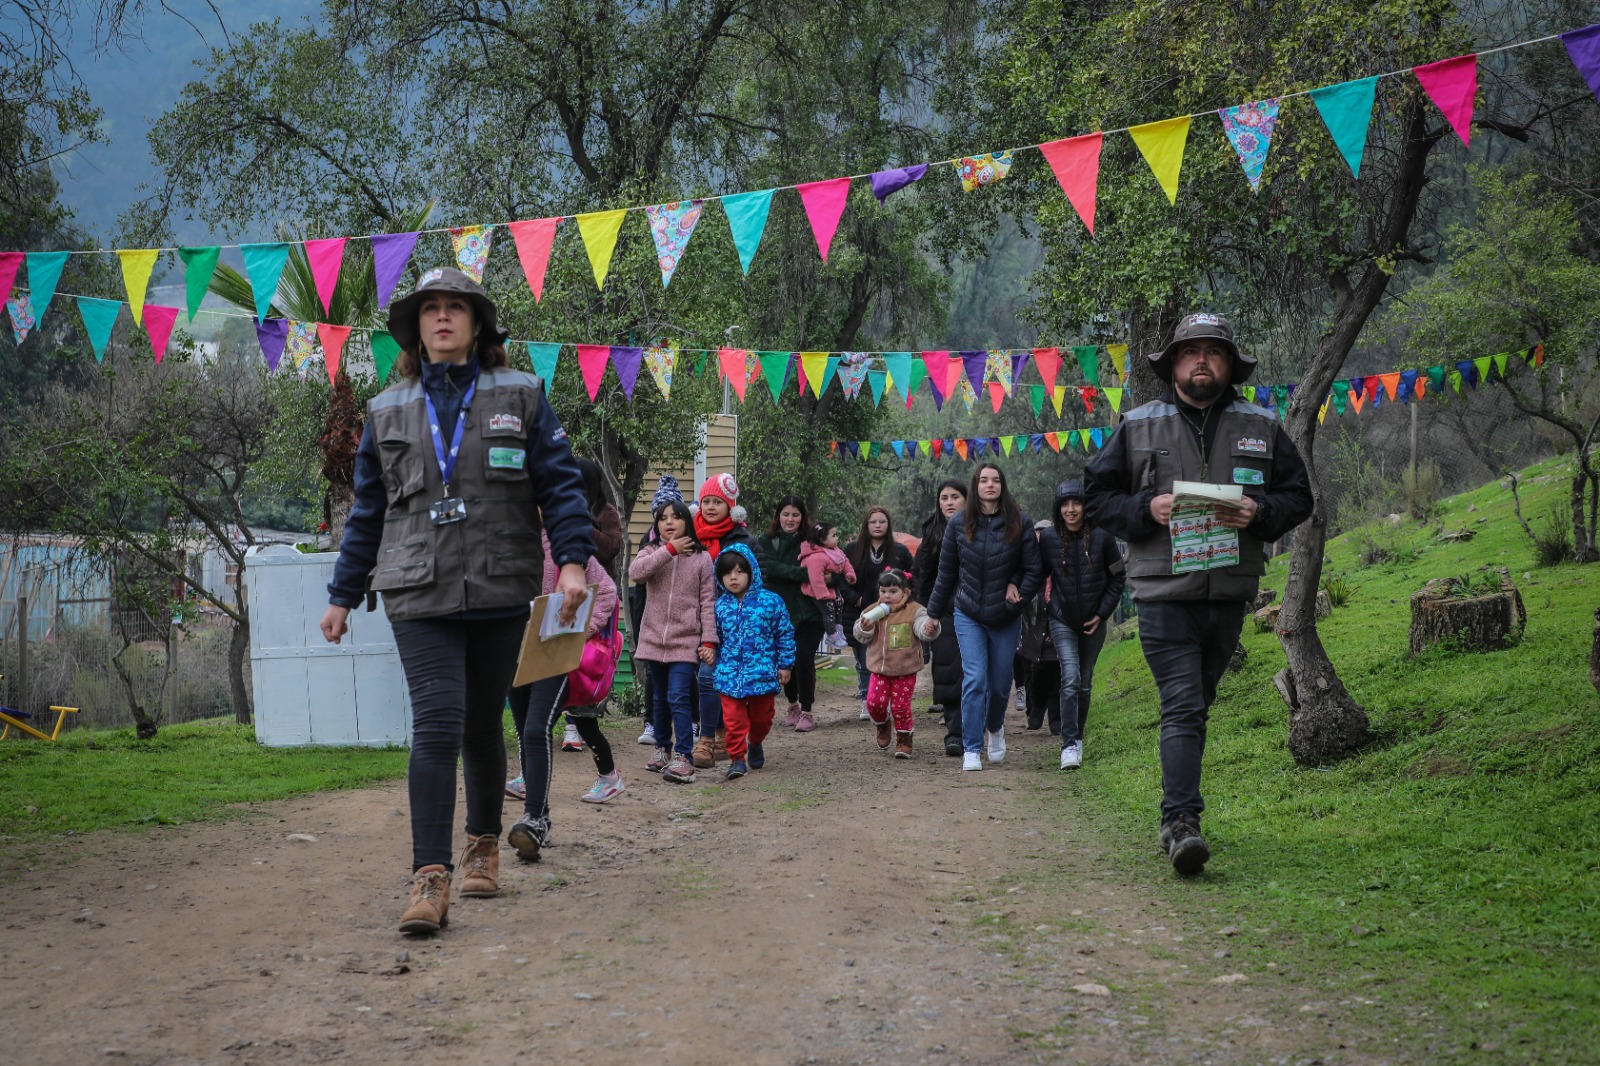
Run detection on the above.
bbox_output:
[696,473,739,506]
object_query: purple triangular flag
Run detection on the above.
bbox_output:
[1563,24,1600,103]
[611,346,643,401]
[255,317,289,373]
[959,350,986,396]
[1010,349,1029,384]
[869,164,928,203]
[371,232,421,309]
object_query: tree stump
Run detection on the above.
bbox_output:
[1408,576,1527,655]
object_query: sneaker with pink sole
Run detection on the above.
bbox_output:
[580,771,625,803]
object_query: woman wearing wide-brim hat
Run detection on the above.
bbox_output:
[320,266,595,934]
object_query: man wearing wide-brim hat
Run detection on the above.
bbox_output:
[1083,312,1313,875]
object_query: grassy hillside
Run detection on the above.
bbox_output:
[1043,454,1599,1061]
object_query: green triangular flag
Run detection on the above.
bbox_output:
[1078,429,1092,451]
[867,369,886,406]
[918,440,931,457]
[1103,386,1123,413]
[1449,369,1463,393]
[177,246,220,322]
[527,341,561,383]
[693,351,708,377]
[371,329,401,383]
[908,358,927,400]
[1310,75,1379,178]
[1001,436,1014,456]
[1473,356,1492,384]
[758,351,791,403]
[1029,384,1044,417]
[1073,344,1099,388]
[1426,365,1446,393]
[1493,353,1509,379]
[75,296,121,362]
[1330,387,1347,416]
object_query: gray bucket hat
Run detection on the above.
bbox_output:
[386,266,509,352]
[1149,312,1257,383]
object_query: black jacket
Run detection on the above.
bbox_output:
[915,511,962,706]
[1037,525,1126,629]
[926,509,1043,625]
[839,538,915,618]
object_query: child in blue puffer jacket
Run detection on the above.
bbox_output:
[712,543,796,780]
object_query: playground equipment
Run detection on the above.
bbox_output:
[0,675,80,740]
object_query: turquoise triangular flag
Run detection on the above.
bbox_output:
[867,369,886,406]
[820,354,841,396]
[528,341,561,383]
[25,250,69,324]
[76,297,121,362]
[241,242,290,321]
[883,352,912,401]
[721,189,775,275]
[1311,76,1379,178]
[891,440,905,459]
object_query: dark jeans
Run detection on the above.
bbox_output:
[646,659,697,757]
[391,616,524,872]
[507,674,567,823]
[1049,618,1108,747]
[783,618,825,711]
[697,658,721,737]
[851,641,870,700]
[1136,599,1246,824]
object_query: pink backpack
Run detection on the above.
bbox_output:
[562,616,623,708]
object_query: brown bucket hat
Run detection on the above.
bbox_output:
[1148,312,1257,382]
[386,266,509,353]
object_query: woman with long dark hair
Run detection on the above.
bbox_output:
[841,506,914,718]
[758,494,826,731]
[913,480,968,756]
[925,463,1042,771]
[1037,479,1125,770]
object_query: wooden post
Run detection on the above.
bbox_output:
[17,587,28,715]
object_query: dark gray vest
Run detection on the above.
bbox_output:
[366,368,546,619]
[1121,397,1280,602]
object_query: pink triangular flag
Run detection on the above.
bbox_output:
[304,238,347,316]
[986,381,1006,413]
[508,218,560,302]
[317,323,352,385]
[1413,54,1477,146]
[576,344,610,401]
[1038,133,1103,235]
[1032,346,1062,391]
[718,347,749,402]
[795,178,851,262]
[0,251,21,306]
[144,305,180,364]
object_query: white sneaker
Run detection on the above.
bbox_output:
[637,722,656,745]
[580,771,625,803]
[986,727,1006,764]
[561,722,583,752]
[1013,689,1027,711]
[859,701,870,720]
[1060,741,1083,770]
[962,752,982,771]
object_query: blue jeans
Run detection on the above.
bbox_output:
[647,660,697,757]
[951,609,1023,754]
[1048,618,1108,747]
[697,658,722,737]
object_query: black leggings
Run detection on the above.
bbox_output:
[391,616,524,873]
[508,686,616,807]
[783,618,825,711]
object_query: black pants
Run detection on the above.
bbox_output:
[783,618,825,711]
[1136,599,1246,825]
[509,687,617,780]
[391,616,524,872]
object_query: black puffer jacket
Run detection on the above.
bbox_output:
[840,538,915,620]
[1037,524,1125,630]
[926,508,1043,625]
[915,511,962,707]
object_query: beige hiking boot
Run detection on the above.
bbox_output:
[875,718,893,749]
[457,833,500,898]
[691,733,715,769]
[894,731,914,759]
[711,728,727,761]
[399,864,451,934]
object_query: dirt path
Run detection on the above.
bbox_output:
[2,682,1390,1064]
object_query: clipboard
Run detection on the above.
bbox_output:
[512,585,597,686]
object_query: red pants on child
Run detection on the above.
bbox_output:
[865,673,917,732]
[720,693,775,761]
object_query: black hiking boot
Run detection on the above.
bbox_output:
[1159,814,1210,876]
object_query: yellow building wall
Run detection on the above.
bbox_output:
[626,414,738,545]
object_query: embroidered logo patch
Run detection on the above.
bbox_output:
[488,447,526,470]
[551,426,568,443]
[1233,467,1265,486]
[887,622,914,650]
[1236,436,1268,454]
[489,413,522,433]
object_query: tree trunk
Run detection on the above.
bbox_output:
[1572,464,1598,563]
[1409,578,1526,654]
[111,638,161,740]
[229,616,253,725]
[1590,607,1600,698]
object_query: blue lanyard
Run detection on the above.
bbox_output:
[424,375,477,493]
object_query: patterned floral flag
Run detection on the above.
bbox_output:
[645,200,704,287]
[285,320,319,372]
[956,372,978,413]
[957,151,1013,192]
[644,345,677,400]
[1219,100,1280,193]
[449,225,494,283]
[984,349,1013,393]
[5,290,35,344]
[837,352,871,399]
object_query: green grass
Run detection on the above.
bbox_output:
[1044,454,1600,1062]
[0,718,407,848]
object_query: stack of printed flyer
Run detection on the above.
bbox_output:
[1169,481,1250,573]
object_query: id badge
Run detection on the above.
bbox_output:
[429,496,467,525]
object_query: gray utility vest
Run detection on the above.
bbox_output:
[1121,397,1280,603]
[367,367,546,620]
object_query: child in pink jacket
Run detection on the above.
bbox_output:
[799,522,856,648]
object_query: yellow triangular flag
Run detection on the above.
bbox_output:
[1104,387,1123,413]
[117,249,160,326]
[800,352,829,398]
[575,209,627,290]
[1051,385,1066,416]
[1107,343,1128,378]
[1128,116,1192,205]
[1318,399,1330,424]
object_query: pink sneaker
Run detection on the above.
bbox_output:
[794,711,816,733]
[785,702,802,727]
